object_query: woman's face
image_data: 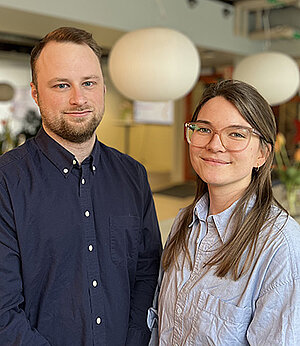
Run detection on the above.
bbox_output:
[189,96,267,194]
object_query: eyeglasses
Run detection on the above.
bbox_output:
[185,122,261,152]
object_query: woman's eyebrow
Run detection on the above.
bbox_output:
[194,120,251,129]
[194,119,211,124]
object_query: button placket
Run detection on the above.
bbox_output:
[80,163,104,338]
[172,286,187,344]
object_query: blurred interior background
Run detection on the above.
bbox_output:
[0,0,299,242]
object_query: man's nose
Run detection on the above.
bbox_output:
[69,87,87,106]
[205,132,226,152]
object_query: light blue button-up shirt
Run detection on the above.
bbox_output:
[158,194,300,345]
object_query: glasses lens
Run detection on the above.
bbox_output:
[186,123,211,147]
[221,127,251,151]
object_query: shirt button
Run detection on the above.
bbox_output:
[81,178,85,185]
[176,306,182,314]
[73,159,77,165]
[96,317,101,325]
[63,168,68,174]
[92,165,96,171]
[85,210,90,217]
[88,244,93,252]
[92,280,98,287]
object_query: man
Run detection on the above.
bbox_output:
[0,27,162,345]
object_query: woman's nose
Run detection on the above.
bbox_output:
[205,132,226,152]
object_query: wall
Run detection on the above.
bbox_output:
[97,63,175,175]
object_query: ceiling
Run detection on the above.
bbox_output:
[0,29,240,71]
[184,0,300,68]
[0,0,300,71]
[198,0,300,68]
[217,0,300,40]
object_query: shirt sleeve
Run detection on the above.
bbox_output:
[126,165,162,346]
[0,182,51,345]
[247,218,300,346]
[247,279,300,345]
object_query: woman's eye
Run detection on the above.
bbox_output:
[198,127,211,134]
[229,131,246,139]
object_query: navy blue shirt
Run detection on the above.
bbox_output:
[0,128,162,346]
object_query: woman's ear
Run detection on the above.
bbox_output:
[257,143,271,168]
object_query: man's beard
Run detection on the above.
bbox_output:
[42,108,103,144]
[38,98,104,144]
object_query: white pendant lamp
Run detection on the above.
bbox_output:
[108,27,201,102]
[233,51,300,106]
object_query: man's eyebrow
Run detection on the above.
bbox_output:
[47,76,102,85]
[83,75,101,80]
[47,78,70,85]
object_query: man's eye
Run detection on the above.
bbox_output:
[83,81,95,87]
[54,83,68,89]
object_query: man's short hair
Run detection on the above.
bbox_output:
[30,27,102,85]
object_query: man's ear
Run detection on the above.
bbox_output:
[30,82,38,105]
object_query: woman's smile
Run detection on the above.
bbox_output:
[201,156,231,165]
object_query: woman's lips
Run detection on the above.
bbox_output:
[201,157,231,165]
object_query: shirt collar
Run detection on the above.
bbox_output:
[189,193,209,227]
[35,127,100,176]
[190,193,256,244]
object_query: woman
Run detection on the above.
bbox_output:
[157,80,300,345]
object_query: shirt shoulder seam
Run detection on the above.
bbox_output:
[0,145,30,170]
[259,275,300,298]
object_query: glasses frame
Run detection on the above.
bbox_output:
[185,122,262,152]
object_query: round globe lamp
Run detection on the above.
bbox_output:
[108,27,201,101]
[233,52,300,106]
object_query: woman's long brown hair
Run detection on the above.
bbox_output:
[162,80,286,280]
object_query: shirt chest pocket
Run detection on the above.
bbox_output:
[109,216,141,265]
[188,290,252,345]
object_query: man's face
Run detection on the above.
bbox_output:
[31,41,105,144]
